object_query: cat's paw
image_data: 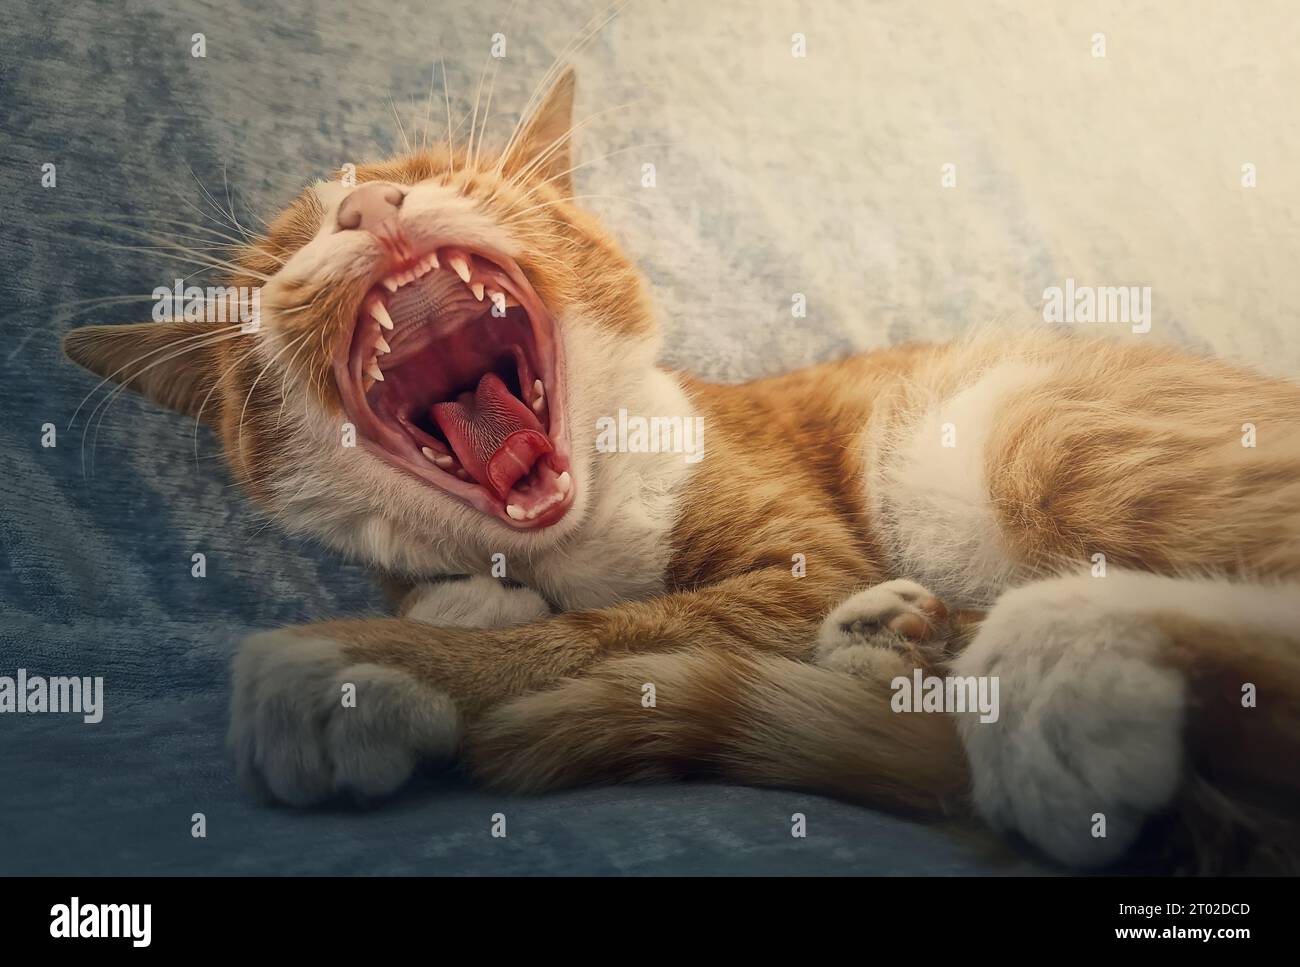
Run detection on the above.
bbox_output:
[228,630,459,806]
[952,574,1186,868]
[402,575,551,628]
[815,579,950,677]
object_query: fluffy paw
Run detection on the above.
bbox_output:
[815,579,951,676]
[228,631,459,806]
[952,574,1186,868]
[402,576,551,628]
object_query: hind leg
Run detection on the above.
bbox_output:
[814,578,982,676]
[953,570,1300,870]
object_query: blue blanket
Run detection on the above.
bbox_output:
[17,0,1289,875]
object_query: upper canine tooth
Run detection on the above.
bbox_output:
[428,251,441,270]
[471,282,484,301]
[366,360,384,381]
[506,504,525,521]
[449,255,471,283]
[375,335,391,354]
[371,302,394,330]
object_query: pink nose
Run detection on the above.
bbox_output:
[336,182,405,232]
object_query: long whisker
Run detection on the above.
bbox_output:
[81,327,247,478]
[498,99,649,196]
[502,193,656,224]
[495,0,633,177]
[68,320,248,427]
[511,140,680,203]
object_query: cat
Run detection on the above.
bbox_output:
[63,67,1300,873]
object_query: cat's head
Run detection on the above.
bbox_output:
[64,69,663,575]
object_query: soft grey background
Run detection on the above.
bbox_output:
[2,0,1296,874]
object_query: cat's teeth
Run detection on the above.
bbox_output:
[399,270,416,286]
[382,277,400,293]
[489,290,507,314]
[471,282,484,301]
[506,504,526,521]
[557,471,571,493]
[363,375,376,392]
[366,360,384,381]
[420,447,454,469]
[371,302,394,330]
[448,255,472,283]
[533,379,545,400]
[375,334,391,354]
[426,251,440,270]
[531,397,544,414]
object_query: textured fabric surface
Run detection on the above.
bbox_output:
[3,0,1296,875]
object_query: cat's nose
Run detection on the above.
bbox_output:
[336,182,405,232]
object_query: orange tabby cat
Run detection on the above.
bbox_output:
[64,68,1300,872]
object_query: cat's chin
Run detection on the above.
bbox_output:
[332,244,575,530]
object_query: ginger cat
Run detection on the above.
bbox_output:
[64,68,1300,872]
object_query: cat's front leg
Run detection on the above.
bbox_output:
[227,576,549,806]
[229,567,853,806]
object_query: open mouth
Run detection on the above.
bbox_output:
[332,245,574,529]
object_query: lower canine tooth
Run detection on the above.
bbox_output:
[506,504,525,521]
[421,447,439,462]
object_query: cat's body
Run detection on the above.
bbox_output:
[64,69,1300,872]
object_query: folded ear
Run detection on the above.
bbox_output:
[504,66,577,196]
[62,320,222,421]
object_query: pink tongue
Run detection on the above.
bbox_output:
[429,372,552,500]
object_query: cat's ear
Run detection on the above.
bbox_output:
[63,320,221,422]
[505,66,577,196]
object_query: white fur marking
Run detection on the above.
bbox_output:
[228,631,459,806]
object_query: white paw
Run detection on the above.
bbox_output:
[403,575,551,628]
[228,631,459,806]
[815,578,947,667]
[952,574,1186,868]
